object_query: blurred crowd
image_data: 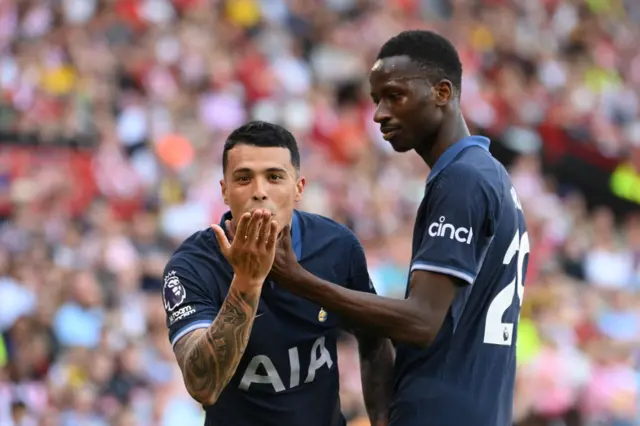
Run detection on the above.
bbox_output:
[0,0,639,425]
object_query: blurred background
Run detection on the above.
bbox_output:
[0,0,638,425]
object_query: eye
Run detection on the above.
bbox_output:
[387,92,402,101]
[236,176,251,183]
[270,174,284,181]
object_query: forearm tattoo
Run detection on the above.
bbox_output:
[175,287,259,405]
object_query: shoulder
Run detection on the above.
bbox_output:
[296,210,360,245]
[444,150,501,185]
[436,153,505,202]
[171,227,219,257]
[166,228,227,284]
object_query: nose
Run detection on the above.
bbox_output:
[251,178,268,201]
[373,101,391,124]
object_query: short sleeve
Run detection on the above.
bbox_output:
[163,254,221,347]
[346,234,377,295]
[411,165,496,286]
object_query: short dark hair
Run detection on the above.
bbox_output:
[222,121,301,173]
[377,30,463,95]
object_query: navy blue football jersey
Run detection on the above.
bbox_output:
[163,210,376,426]
[390,136,529,426]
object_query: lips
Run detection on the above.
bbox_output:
[380,126,401,141]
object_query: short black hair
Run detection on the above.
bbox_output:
[222,121,301,173]
[377,30,463,95]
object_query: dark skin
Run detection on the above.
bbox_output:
[268,55,472,348]
[224,220,394,426]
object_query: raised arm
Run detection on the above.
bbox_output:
[169,209,278,406]
[173,279,260,406]
[275,263,458,347]
[270,165,494,347]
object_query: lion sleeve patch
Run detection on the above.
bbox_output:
[162,251,223,346]
[163,270,187,312]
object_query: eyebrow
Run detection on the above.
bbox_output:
[232,167,289,174]
[380,75,426,84]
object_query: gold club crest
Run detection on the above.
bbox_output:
[318,307,327,322]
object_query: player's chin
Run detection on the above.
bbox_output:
[387,135,413,152]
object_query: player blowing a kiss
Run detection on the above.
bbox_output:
[162,121,393,426]
[269,30,530,426]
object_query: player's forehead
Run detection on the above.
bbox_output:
[226,143,294,173]
[369,55,424,88]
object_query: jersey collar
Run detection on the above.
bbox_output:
[426,135,491,185]
[220,210,302,261]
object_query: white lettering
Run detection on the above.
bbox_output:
[428,216,473,244]
[288,347,300,388]
[169,305,196,325]
[238,336,333,392]
[305,336,333,384]
[511,187,522,211]
[239,355,286,392]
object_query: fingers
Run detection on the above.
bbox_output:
[225,220,236,241]
[256,211,273,246]
[234,212,252,243]
[266,220,278,251]
[278,224,292,250]
[211,224,232,256]
[227,209,277,250]
[244,209,265,244]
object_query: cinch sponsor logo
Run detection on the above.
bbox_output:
[428,216,473,244]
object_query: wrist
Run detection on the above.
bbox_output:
[231,275,265,293]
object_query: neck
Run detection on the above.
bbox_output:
[416,110,470,168]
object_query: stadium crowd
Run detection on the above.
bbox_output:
[0,0,639,425]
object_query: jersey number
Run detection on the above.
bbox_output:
[483,230,529,346]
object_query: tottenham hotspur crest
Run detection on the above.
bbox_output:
[318,307,327,323]
[163,270,186,312]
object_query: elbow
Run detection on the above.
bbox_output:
[400,301,446,348]
[186,387,219,407]
[405,324,436,348]
[404,311,441,348]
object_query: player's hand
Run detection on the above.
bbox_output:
[211,209,278,284]
[269,224,302,285]
[224,219,236,242]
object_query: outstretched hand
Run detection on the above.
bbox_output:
[210,209,278,285]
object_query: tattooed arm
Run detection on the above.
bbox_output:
[171,209,278,407]
[173,277,261,406]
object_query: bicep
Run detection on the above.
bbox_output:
[407,269,459,328]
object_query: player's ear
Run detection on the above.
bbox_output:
[433,80,453,106]
[295,176,306,202]
[220,179,229,205]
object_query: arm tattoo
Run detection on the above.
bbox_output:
[174,286,260,406]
